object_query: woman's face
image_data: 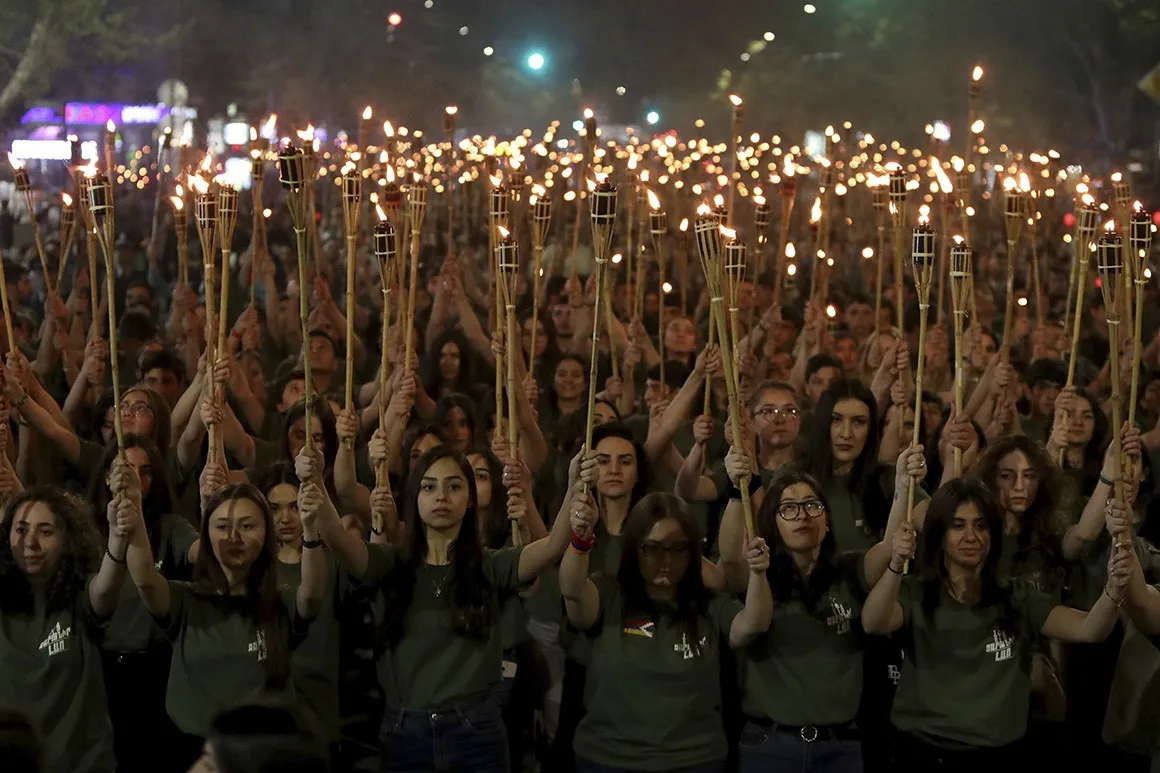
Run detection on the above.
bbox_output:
[409,433,442,467]
[267,483,301,546]
[467,453,492,510]
[830,398,871,467]
[664,317,697,357]
[554,360,586,401]
[775,482,829,553]
[521,318,547,358]
[207,497,268,573]
[8,501,62,579]
[439,342,462,382]
[121,446,154,500]
[417,456,471,530]
[995,450,1038,516]
[943,501,991,570]
[288,415,324,460]
[120,390,156,438]
[593,402,618,426]
[595,435,638,500]
[443,406,472,452]
[637,517,691,588]
[1067,396,1096,446]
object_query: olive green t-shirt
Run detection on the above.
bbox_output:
[890,577,1056,748]
[156,581,305,737]
[1065,533,1160,611]
[574,580,742,771]
[101,514,198,653]
[823,465,927,554]
[359,543,526,709]
[0,580,117,773]
[741,555,867,725]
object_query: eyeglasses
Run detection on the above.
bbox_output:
[777,500,826,521]
[755,406,799,421]
[639,541,691,560]
[121,402,153,418]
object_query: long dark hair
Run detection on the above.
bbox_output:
[380,446,494,647]
[918,478,1016,634]
[973,435,1069,589]
[87,434,176,555]
[90,386,172,451]
[466,446,509,550]
[422,329,477,398]
[548,354,589,414]
[194,484,291,686]
[433,393,481,451]
[591,422,653,509]
[400,423,449,485]
[617,493,709,653]
[1070,386,1109,475]
[758,471,843,612]
[281,398,339,471]
[0,487,101,616]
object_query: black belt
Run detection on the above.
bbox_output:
[746,717,860,743]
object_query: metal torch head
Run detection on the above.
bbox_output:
[496,235,519,276]
[693,216,722,264]
[754,200,771,232]
[889,171,907,204]
[650,209,668,239]
[489,185,511,223]
[195,187,218,231]
[589,181,618,258]
[1131,207,1152,266]
[217,185,238,235]
[342,168,361,205]
[12,167,30,195]
[373,220,397,280]
[278,146,306,191]
[87,172,113,219]
[724,239,747,284]
[1097,230,1123,311]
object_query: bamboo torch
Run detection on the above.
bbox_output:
[950,239,973,477]
[55,193,77,292]
[249,140,266,308]
[1113,173,1134,321]
[963,65,983,242]
[403,176,428,378]
[722,227,747,373]
[904,215,937,569]
[372,207,397,491]
[871,174,889,331]
[570,109,597,281]
[496,225,523,545]
[1097,222,1128,536]
[444,106,458,246]
[1128,203,1153,428]
[694,211,754,536]
[215,183,239,357]
[889,167,908,335]
[75,166,99,333]
[726,95,744,226]
[85,167,124,455]
[8,155,53,296]
[529,185,553,375]
[648,189,668,394]
[583,177,618,467]
[340,162,362,441]
[169,187,189,290]
[490,177,511,430]
[773,157,797,307]
[1059,195,1100,465]
[930,158,955,327]
[999,176,1024,360]
[1021,173,1045,328]
[279,144,315,452]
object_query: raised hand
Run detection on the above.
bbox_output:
[724,445,754,487]
[890,522,917,572]
[568,489,598,540]
[896,444,927,493]
[336,407,360,446]
[693,414,715,446]
[295,445,324,483]
[297,481,327,531]
[744,537,770,575]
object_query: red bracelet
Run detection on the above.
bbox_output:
[570,531,595,552]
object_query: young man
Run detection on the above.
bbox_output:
[1021,358,1067,445]
[805,353,843,407]
[138,348,188,407]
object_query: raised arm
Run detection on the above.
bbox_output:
[644,345,712,461]
[88,475,135,618]
[1064,426,1136,560]
[728,537,772,649]
[1040,544,1130,644]
[294,480,331,620]
[334,407,371,522]
[558,484,601,631]
[718,448,757,594]
[298,447,370,579]
[517,451,596,582]
[862,523,913,634]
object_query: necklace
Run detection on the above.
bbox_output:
[428,565,452,598]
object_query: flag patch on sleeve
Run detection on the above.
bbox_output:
[623,619,655,638]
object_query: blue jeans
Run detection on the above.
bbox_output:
[576,760,725,773]
[738,721,863,773]
[378,695,509,773]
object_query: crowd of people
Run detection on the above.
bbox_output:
[0,162,1159,773]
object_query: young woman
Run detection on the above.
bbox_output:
[862,478,1130,768]
[714,467,884,771]
[559,491,771,772]
[123,480,327,767]
[309,444,575,773]
[422,330,480,401]
[88,435,198,773]
[540,354,589,429]
[435,393,482,453]
[0,485,134,773]
[1050,386,1108,496]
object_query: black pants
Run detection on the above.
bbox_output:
[101,647,185,773]
[550,657,587,773]
[857,637,901,773]
[892,733,1027,773]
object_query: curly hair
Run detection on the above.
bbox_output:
[973,434,1070,590]
[0,487,101,616]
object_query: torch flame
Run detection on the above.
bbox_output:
[951,156,965,173]
[679,218,689,232]
[696,203,712,217]
[375,204,387,222]
[1135,200,1144,214]
[198,152,213,173]
[1003,176,1016,192]
[826,304,837,319]
[106,119,116,133]
[385,165,396,184]
[583,108,594,120]
[362,106,373,120]
[971,119,985,134]
[972,66,984,82]
[810,197,822,224]
[296,124,316,142]
[754,194,766,206]
[783,155,795,177]
[187,174,209,195]
[1105,220,1116,233]
[1111,172,1123,183]
[489,173,503,189]
[930,157,954,194]
[729,94,743,107]
[445,105,458,116]
[250,126,257,143]
[383,122,395,138]
[713,193,725,209]
[341,161,357,176]
[647,188,661,211]
[497,225,511,240]
[919,204,931,225]
[1018,172,1031,193]
[261,114,277,138]
[62,193,73,207]
[785,242,796,259]
[78,162,97,179]
[720,225,737,241]
[175,184,183,198]
[1081,193,1095,207]
[6,152,23,170]
[170,196,184,211]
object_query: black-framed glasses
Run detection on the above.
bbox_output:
[755,406,799,421]
[639,541,691,560]
[777,500,826,521]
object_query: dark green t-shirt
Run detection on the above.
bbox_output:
[890,577,1056,748]
[359,544,526,709]
[574,580,742,771]
[155,581,305,737]
[822,465,927,554]
[741,555,867,725]
[101,514,197,653]
[0,580,116,773]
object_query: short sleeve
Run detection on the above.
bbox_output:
[484,546,526,594]
[587,576,620,633]
[709,594,743,638]
[897,576,919,632]
[163,515,199,573]
[1014,579,1056,637]
[154,580,190,641]
[359,543,398,587]
[839,550,870,597]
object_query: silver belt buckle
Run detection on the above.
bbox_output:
[800,725,819,743]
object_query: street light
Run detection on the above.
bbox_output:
[803,3,817,13]
[646,111,660,126]
[483,46,494,56]
[527,52,545,71]
[387,12,402,26]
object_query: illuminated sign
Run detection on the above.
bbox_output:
[10,139,99,162]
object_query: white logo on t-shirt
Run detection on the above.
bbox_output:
[247,629,267,662]
[986,628,1014,662]
[39,622,71,658]
[674,632,708,660]
[826,597,853,635]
